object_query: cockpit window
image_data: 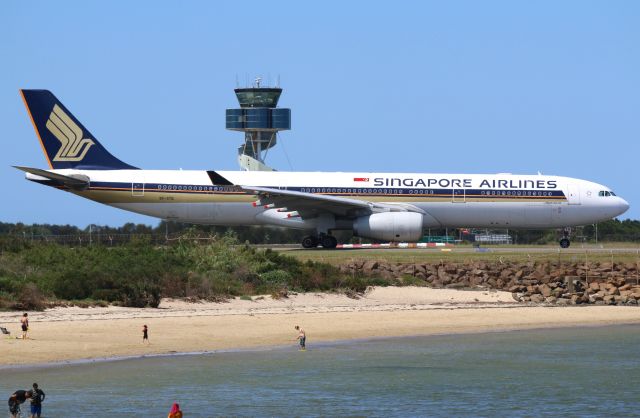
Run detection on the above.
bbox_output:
[610,191,616,196]
[598,190,614,197]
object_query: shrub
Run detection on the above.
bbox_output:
[399,275,427,287]
[17,283,46,311]
[0,235,377,308]
[121,280,161,308]
[260,269,292,286]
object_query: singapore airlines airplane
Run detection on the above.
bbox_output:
[16,90,629,249]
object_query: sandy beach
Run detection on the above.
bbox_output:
[1,287,639,367]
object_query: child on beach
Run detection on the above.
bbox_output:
[294,325,306,351]
[28,383,45,418]
[142,324,149,344]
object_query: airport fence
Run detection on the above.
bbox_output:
[0,232,224,247]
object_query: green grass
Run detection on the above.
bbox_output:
[282,245,640,265]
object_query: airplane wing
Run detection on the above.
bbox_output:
[14,166,89,189]
[243,185,371,218]
[207,170,425,219]
[240,185,426,219]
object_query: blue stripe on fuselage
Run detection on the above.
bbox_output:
[43,180,566,199]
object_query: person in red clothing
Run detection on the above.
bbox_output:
[168,403,183,418]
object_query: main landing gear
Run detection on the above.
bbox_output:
[559,227,571,248]
[320,234,338,249]
[301,236,318,248]
[301,234,337,249]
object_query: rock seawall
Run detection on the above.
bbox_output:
[339,261,640,306]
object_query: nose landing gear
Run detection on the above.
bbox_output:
[559,227,571,248]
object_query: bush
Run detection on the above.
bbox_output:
[0,277,19,294]
[261,270,292,286]
[0,235,381,309]
[399,275,427,287]
[17,283,46,311]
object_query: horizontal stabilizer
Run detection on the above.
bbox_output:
[14,166,89,189]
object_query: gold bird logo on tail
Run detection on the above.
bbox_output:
[46,104,95,161]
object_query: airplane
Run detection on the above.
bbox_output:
[15,90,629,249]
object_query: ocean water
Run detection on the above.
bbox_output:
[2,325,640,417]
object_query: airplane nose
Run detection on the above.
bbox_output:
[617,197,630,215]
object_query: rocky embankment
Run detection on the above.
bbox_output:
[339,260,640,306]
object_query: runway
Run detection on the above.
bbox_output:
[261,243,640,254]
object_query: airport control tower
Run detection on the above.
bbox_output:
[226,78,291,171]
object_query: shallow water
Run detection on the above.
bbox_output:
[2,325,640,417]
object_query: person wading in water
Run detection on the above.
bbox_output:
[8,389,31,418]
[294,325,306,351]
[28,383,45,418]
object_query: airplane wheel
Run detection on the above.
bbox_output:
[301,236,318,249]
[320,235,338,249]
[559,238,570,248]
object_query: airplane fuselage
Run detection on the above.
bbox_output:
[28,169,629,231]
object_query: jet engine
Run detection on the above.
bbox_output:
[353,212,424,242]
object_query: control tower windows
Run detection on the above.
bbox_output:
[235,89,282,108]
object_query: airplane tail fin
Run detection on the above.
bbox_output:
[20,89,137,170]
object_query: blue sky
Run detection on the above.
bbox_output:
[2,1,639,226]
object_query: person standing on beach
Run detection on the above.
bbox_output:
[28,383,45,418]
[8,389,30,418]
[142,324,149,344]
[294,325,306,351]
[20,313,29,339]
